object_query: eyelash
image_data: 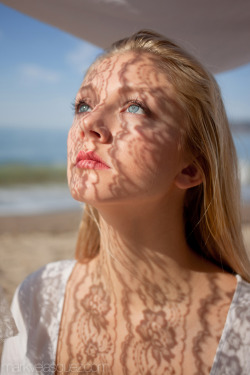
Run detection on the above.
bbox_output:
[124,98,150,115]
[72,98,90,114]
[72,97,150,115]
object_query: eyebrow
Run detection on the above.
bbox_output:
[78,84,95,94]
[117,86,168,108]
[79,83,157,94]
[118,86,153,94]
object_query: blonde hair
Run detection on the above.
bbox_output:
[75,30,250,280]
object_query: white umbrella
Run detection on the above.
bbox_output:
[1,0,250,73]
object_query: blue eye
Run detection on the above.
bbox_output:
[78,103,91,113]
[126,104,145,114]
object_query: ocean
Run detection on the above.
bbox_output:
[0,127,81,215]
[0,127,68,166]
[0,126,250,216]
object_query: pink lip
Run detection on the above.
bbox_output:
[75,150,110,170]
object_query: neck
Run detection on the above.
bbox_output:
[92,196,213,308]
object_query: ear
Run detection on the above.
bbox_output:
[174,162,203,190]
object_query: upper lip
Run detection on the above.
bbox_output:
[76,150,110,168]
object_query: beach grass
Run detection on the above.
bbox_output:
[0,164,67,185]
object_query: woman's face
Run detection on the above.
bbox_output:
[67,51,189,208]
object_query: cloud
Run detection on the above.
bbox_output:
[66,42,103,75]
[20,64,60,83]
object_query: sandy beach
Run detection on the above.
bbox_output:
[1,206,250,355]
[0,210,83,304]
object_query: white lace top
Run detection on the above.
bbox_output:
[1,260,250,374]
[0,287,18,343]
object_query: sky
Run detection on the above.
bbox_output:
[0,3,250,131]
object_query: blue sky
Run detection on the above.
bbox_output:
[0,3,249,131]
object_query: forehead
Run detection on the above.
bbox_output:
[81,51,174,95]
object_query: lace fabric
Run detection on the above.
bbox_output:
[210,274,250,375]
[1,260,76,375]
[0,286,18,343]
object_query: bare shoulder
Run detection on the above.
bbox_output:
[216,270,238,293]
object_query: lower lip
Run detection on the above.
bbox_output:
[76,160,110,170]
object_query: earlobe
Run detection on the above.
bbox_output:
[174,163,203,190]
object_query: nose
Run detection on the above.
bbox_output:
[79,109,111,143]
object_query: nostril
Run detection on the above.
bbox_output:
[90,130,101,138]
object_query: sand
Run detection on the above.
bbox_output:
[0,210,83,304]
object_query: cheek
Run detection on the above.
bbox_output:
[67,123,103,203]
[67,125,81,192]
[112,120,182,200]
[67,127,75,177]
[67,121,85,169]
[112,127,170,185]
[115,120,178,171]
[67,128,75,193]
[67,123,79,157]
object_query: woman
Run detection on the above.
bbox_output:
[2,30,250,374]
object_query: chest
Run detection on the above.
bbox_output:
[55,293,224,375]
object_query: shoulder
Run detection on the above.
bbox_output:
[226,275,250,343]
[233,275,250,303]
[13,259,76,328]
[224,275,250,331]
[211,276,250,374]
[17,259,76,309]
[230,275,250,316]
[18,259,76,295]
[1,260,76,367]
